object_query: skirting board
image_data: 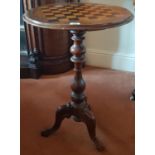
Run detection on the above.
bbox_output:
[85,49,135,72]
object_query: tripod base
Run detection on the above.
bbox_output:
[41,102,104,151]
[41,30,104,151]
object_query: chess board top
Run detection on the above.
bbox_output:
[23,2,134,31]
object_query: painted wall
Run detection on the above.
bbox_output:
[83,0,135,72]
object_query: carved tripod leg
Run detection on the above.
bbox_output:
[41,104,72,137]
[81,110,104,151]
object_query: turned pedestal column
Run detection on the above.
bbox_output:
[41,30,104,151]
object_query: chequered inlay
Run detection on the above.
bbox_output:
[24,3,133,30]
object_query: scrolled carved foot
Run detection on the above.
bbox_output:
[41,103,73,137]
[74,105,104,151]
[93,138,104,151]
[41,128,54,137]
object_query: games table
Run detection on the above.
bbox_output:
[23,2,133,151]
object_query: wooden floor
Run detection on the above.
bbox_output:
[21,66,135,155]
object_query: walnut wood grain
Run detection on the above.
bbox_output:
[23,2,134,151]
[23,2,133,31]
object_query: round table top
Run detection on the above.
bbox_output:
[23,2,134,31]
